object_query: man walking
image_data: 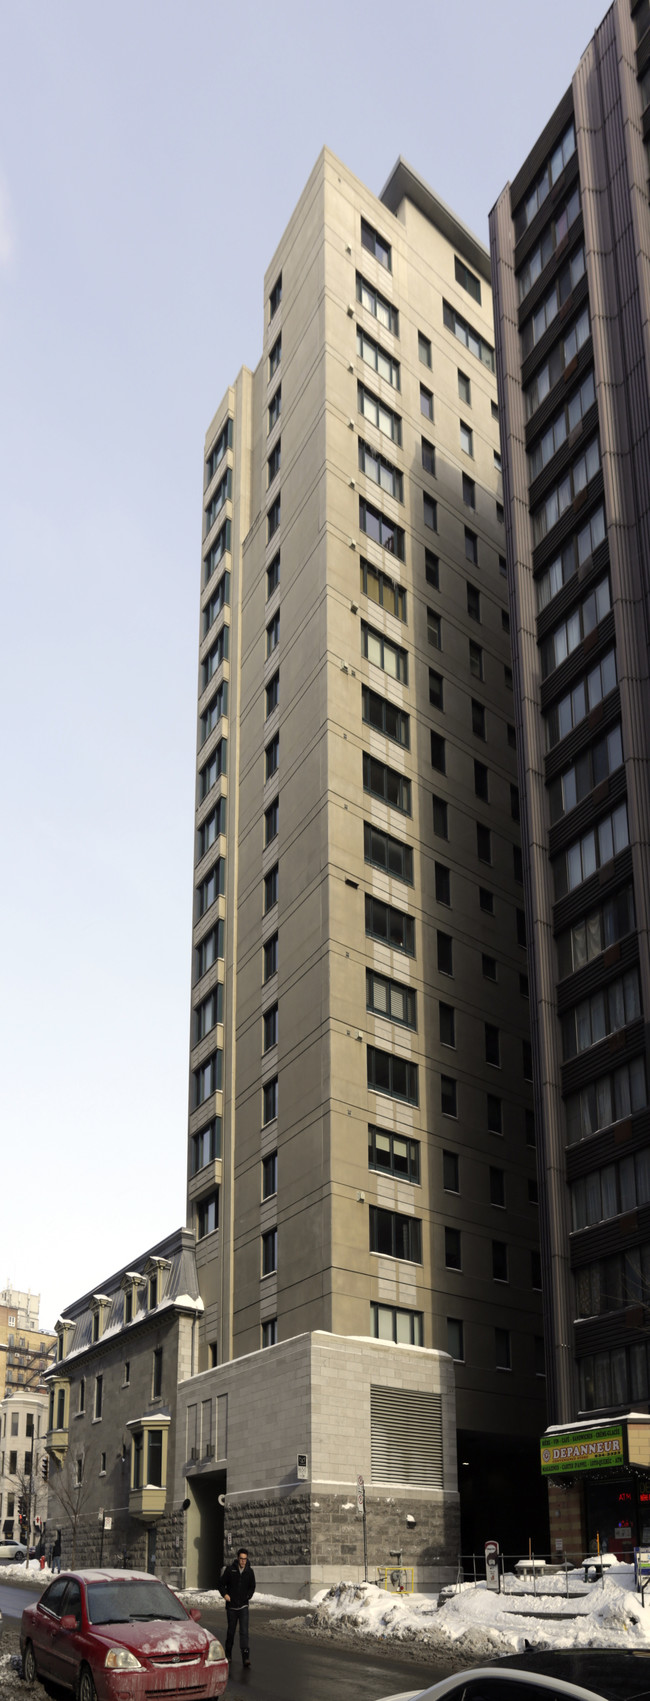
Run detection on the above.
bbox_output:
[218,1547,255,1669]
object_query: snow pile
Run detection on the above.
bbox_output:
[0,1561,52,1583]
[309,1574,650,1659]
[180,1589,313,1611]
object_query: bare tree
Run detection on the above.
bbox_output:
[48,1447,96,1567]
[13,1442,47,1565]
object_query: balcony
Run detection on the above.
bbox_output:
[129,1485,166,1521]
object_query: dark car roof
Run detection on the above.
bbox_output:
[495,1649,650,1701]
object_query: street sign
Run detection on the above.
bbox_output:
[297,1453,308,1480]
[485,1539,500,1592]
[104,1517,112,1531]
[635,1547,650,1588]
[356,1474,365,1515]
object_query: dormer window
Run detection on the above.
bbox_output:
[144,1257,171,1312]
[55,1318,74,1360]
[121,1272,145,1328]
[90,1295,110,1342]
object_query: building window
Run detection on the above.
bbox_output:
[94,1376,103,1421]
[193,1051,222,1108]
[264,864,278,913]
[363,753,411,812]
[557,884,635,980]
[203,571,230,634]
[266,551,280,598]
[460,422,473,457]
[356,271,398,333]
[437,930,453,975]
[546,653,618,752]
[371,1303,423,1346]
[522,1040,533,1082]
[429,668,443,709]
[262,1152,278,1199]
[521,245,586,358]
[196,859,225,919]
[532,437,600,546]
[494,449,502,471]
[263,933,278,981]
[445,1227,461,1269]
[425,548,439,587]
[467,591,480,632]
[368,1124,420,1183]
[465,531,479,569]
[268,387,281,432]
[358,380,402,443]
[458,370,471,405]
[359,558,406,619]
[441,1075,457,1117]
[443,1149,459,1191]
[513,120,576,238]
[203,520,231,587]
[267,495,281,540]
[474,760,489,801]
[152,1348,163,1399]
[269,273,282,318]
[361,218,391,269]
[367,1045,418,1104]
[195,923,224,984]
[541,573,610,679]
[366,969,416,1028]
[200,680,227,746]
[432,795,448,839]
[485,1024,500,1067]
[205,418,232,487]
[194,984,223,1043]
[365,894,414,955]
[493,1241,508,1282]
[361,621,408,683]
[269,333,281,377]
[495,1328,511,1369]
[262,1319,277,1348]
[191,1119,221,1175]
[554,804,628,899]
[454,254,482,303]
[360,497,405,559]
[265,671,279,717]
[263,1078,278,1125]
[435,862,450,905]
[531,1250,542,1290]
[265,800,279,845]
[490,1167,506,1208]
[263,1003,279,1052]
[359,439,403,502]
[369,1206,422,1261]
[420,384,434,420]
[423,494,438,532]
[201,625,229,689]
[471,700,486,741]
[197,1191,219,1239]
[469,641,483,681]
[422,437,436,475]
[535,502,605,612]
[198,800,226,861]
[357,326,400,388]
[443,300,494,369]
[418,330,432,366]
[204,470,232,537]
[431,732,446,774]
[265,734,279,780]
[462,473,476,509]
[266,614,280,662]
[364,822,413,884]
[447,1318,464,1361]
[439,1001,455,1048]
[487,1094,502,1134]
[267,441,281,488]
[262,1227,278,1275]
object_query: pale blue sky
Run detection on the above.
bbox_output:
[1,0,604,1329]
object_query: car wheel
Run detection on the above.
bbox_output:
[23,1642,38,1684]
[78,1665,97,1701]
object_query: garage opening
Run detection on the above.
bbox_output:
[185,1470,226,1589]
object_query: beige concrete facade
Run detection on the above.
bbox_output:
[185,148,547,1558]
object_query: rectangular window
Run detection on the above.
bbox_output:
[199,739,226,800]
[265,670,280,716]
[191,1119,221,1175]
[432,794,448,839]
[535,504,605,613]
[467,578,480,619]
[369,1207,422,1261]
[553,804,629,898]
[200,680,227,746]
[196,858,225,917]
[469,641,483,681]
[455,255,482,304]
[269,273,282,318]
[356,271,398,333]
[367,968,416,1028]
[462,472,476,508]
[201,625,229,689]
[266,551,280,598]
[523,1040,533,1081]
[193,1051,222,1108]
[549,721,622,818]
[423,493,438,532]
[422,437,436,476]
[511,784,520,822]
[521,244,586,358]
[269,333,281,377]
[425,548,439,587]
[262,1152,278,1199]
[359,496,405,559]
[262,1227,278,1274]
[437,931,453,975]
[431,732,446,774]
[365,894,414,955]
[482,953,497,981]
[420,384,434,420]
[435,862,450,905]
[265,733,279,780]
[262,1319,277,1348]
[268,386,281,432]
[363,752,411,812]
[447,1318,464,1361]
[265,800,279,845]
[195,922,224,980]
[262,1078,278,1125]
[427,608,441,648]
[490,1166,505,1208]
[474,761,488,801]
[205,417,232,487]
[541,574,611,679]
[267,439,281,484]
[460,422,473,457]
[531,1250,542,1289]
[361,620,408,682]
[267,495,281,540]
[358,381,402,443]
[371,1303,423,1346]
[203,519,231,587]
[361,218,391,269]
[495,1328,511,1369]
[357,326,400,388]
[367,1044,419,1104]
[443,300,494,369]
[532,438,601,545]
[368,1125,420,1183]
[266,611,280,656]
[557,884,635,979]
[203,572,230,635]
[458,370,471,404]
[562,968,641,1062]
[429,667,443,709]
[472,698,485,738]
[443,1148,459,1190]
[441,1074,457,1117]
[439,1002,456,1047]
[194,983,223,1043]
[492,1240,508,1281]
[198,798,226,860]
[513,120,576,239]
[263,932,278,980]
[364,822,413,884]
[445,1227,461,1268]
[517,908,527,947]
[264,863,278,912]
[94,1376,103,1421]
[152,1348,163,1399]
[204,469,232,536]
[487,1093,502,1134]
[359,438,403,501]
[418,330,432,367]
[529,369,595,480]
[263,1003,279,1051]
[359,557,406,619]
[477,823,492,864]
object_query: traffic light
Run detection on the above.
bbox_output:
[41,1456,49,1482]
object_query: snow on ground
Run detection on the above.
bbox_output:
[0,1562,52,1583]
[180,1588,315,1610]
[307,1569,650,1659]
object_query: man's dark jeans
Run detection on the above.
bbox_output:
[225,1603,249,1659]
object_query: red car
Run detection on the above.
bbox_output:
[20,1569,229,1701]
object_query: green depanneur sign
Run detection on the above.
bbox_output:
[541,1424,625,1476]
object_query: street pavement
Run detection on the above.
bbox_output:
[0,1578,445,1701]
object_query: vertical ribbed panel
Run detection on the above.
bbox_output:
[370,1385,443,1487]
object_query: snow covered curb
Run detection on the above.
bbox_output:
[179,1589,315,1611]
[0,1561,52,1584]
[307,1575,650,1660]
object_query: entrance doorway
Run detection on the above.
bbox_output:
[585,1477,636,1560]
[185,1471,226,1589]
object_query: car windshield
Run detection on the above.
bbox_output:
[86,1582,188,1626]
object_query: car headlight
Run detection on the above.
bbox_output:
[205,1639,226,1665]
[105,1650,143,1670]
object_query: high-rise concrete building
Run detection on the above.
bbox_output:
[490,0,650,1560]
[185,146,546,1566]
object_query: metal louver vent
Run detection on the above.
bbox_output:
[370,1385,443,1486]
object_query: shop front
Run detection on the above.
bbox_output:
[541,1416,650,1561]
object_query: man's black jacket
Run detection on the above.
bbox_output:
[218,1560,256,1608]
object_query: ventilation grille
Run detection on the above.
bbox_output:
[370,1385,443,1487]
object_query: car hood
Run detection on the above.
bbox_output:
[89,1621,212,1659]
